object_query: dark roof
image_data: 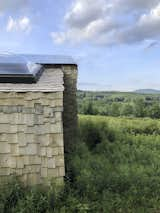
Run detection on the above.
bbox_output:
[0,54,76,83]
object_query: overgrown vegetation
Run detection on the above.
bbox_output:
[1,115,160,212]
[77,90,160,118]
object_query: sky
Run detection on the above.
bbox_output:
[0,0,160,91]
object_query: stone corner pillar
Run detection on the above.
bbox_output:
[62,65,78,153]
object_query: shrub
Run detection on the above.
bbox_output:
[2,115,160,212]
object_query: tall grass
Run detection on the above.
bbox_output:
[1,115,160,212]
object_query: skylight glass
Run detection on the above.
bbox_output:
[0,53,43,83]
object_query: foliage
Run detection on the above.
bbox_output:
[2,115,160,212]
[77,90,160,118]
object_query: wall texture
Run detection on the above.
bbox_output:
[0,65,78,185]
[0,96,64,185]
[62,65,78,153]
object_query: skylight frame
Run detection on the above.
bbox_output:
[0,53,44,83]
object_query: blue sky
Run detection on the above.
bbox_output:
[0,0,160,91]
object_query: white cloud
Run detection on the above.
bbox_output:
[0,0,28,12]
[51,17,117,44]
[6,16,31,33]
[65,0,107,28]
[51,0,160,46]
[51,32,66,44]
[118,3,160,44]
[114,0,159,13]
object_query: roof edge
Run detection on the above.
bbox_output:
[21,54,77,65]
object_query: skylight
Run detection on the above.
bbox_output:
[0,53,43,83]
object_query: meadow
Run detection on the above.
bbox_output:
[1,115,160,212]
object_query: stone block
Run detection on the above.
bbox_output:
[17,133,27,146]
[52,147,59,156]
[0,113,10,124]
[48,158,55,169]
[55,156,64,167]
[23,156,41,166]
[47,168,59,178]
[55,112,62,122]
[38,134,50,146]
[25,126,34,134]
[44,107,54,117]
[24,92,42,101]
[50,122,63,134]
[0,154,10,168]
[9,125,18,133]
[10,144,19,156]
[16,169,23,176]
[25,134,35,144]
[59,167,65,177]
[46,92,63,100]
[26,144,38,155]
[19,147,26,155]
[50,117,56,124]
[34,115,44,125]
[0,134,8,142]
[54,99,63,107]
[9,157,17,168]
[47,147,53,157]
[24,100,35,108]
[40,147,46,156]
[35,124,50,135]
[53,106,63,113]
[58,147,64,155]
[34,103,44,114]
[0,142,10,154]
[41,168,48,178]
[0,168,10,176]
[31,165,41,173]
[23,156,30,165]
[24,114,35,126]
[8,134,18,144]
[40,98,50,106]
[23,107,34,114]
[16,157,24,168]
[29,156,41,165]
[17,125,25,133]
[24,165,40,174]
[0,124,10,133]
[41,157,48,167]
[3,106,18,114]
[50,134,64,147]
[9,113,19,124]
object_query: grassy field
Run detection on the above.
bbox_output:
[1,115,160,212]
[77,115,160,212]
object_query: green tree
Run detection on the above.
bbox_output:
[149,103,160,119]
[83,102,97,115]
[133,99,146,117]
[121,104,133,116]
[109,103,120,116]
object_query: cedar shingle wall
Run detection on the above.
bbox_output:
[0,67,65,185]
[0,64,78,185]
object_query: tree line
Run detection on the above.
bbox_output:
[78,91,160,118]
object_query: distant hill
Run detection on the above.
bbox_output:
[134,89,160,94]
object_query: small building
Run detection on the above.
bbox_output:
[0,54,78,185]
